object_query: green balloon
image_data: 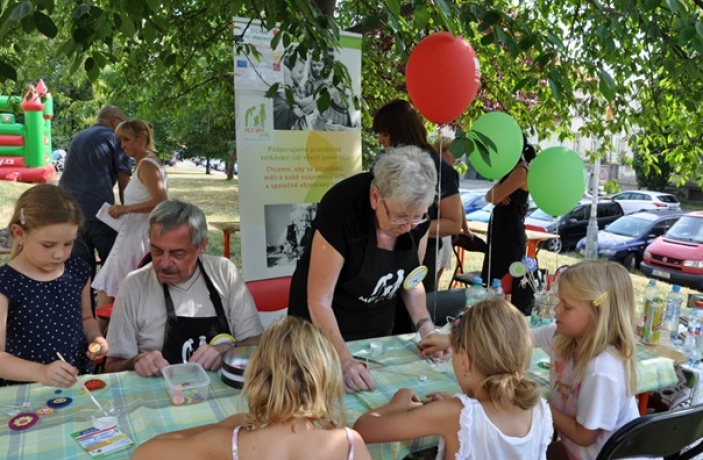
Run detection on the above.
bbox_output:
[528,147,587,216]
[467,112,523,180]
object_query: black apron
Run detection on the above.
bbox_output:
[161,259,232,365]
[334,215,421,341]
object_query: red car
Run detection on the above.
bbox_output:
[640,211,703,290]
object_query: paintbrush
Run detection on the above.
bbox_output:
[56,352,105,413]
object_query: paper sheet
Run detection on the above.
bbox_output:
[96,203,123,232]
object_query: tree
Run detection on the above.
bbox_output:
[633,145,673,192]
[1,0,701,185]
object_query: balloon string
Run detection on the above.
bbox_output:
[486,188,494,288]
[429,124,442,318]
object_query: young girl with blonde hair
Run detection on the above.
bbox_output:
[133,316,371,460]
[0,184,108,387]
[354,299,553,459]
[532,260,639,459]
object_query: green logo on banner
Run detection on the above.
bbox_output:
[245,103,266,128]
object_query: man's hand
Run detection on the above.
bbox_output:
[188,344,223,371]
[134,351,169,377]
[342,359,376,393]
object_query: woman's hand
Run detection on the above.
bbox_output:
[107,205,128,218]
[38,360,78,388]
[342,359,376,393]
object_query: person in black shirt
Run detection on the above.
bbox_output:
[288,146,446,393]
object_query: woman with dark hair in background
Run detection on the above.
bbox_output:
[481,137,536,307]
[373,100,463,292]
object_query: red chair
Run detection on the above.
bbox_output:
[245,276,292,329]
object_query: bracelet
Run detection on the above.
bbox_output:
[415,316,432,332]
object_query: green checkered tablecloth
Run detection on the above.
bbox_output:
[0,334,678,460]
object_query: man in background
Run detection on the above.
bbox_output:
[60,105,131,291]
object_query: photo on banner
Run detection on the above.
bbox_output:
[233,17,362,281]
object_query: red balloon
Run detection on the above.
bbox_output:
[405,32,480,124]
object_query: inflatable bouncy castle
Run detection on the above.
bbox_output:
[0,79,56,182]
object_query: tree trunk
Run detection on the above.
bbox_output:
[226,149,236,180]
[312,0,336,16]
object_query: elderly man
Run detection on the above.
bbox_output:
[105,200,263,377]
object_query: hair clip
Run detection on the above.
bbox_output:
[20,208,25,225]
[592,292,608,308]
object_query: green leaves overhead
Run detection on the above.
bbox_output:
[0,0,700,184]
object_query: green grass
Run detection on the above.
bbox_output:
[0,166,242,267]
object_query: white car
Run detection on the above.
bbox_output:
[608,190,680,215]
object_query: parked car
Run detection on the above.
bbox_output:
[575,210,683,269]
[466,198,537,224]
[608,190,681,215]
[640,211,703,290]
[525,201,624,253]
[460,189,489,214]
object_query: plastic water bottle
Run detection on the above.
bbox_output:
[490,279,505,299]
[638,280,658,336]
[663,285,683,341]
[464,276,487,308]
[683,310,703,366]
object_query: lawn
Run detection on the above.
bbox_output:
[1,170,701,301]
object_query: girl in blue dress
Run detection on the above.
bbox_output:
[0,184,108,387]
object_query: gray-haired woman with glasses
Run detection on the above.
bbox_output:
[288,146,447,394]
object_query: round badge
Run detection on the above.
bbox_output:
[509,262,527,278]
[47,397,72,408]
[210,334,236,346]
[171,394,185,405]
[88,343,102,354]
[36,407,54,416]
[523,257,537,272]
[85,379,107,391]
[403,266,428,290]
[9,413,38,431]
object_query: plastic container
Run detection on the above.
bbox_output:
[162,363,211,405]
[530,292,558,328]
[464,276,486,308]
[663,285,683,341]
[684,310,703,365]
[489,279,504,299]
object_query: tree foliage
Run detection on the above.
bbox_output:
[0,0,701,184]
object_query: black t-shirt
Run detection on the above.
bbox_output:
[288,172,429,318]
[423,152,460,292]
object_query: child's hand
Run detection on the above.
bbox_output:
[39,360,78,388]
[418,333,451,357]
[389,388,423,411]
[86,337,109,360]
[425,391,452,403]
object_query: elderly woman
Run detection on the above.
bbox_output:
[277,207,312,258]
[289,146,442,393]
[373,100,463,294]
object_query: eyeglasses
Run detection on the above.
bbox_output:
[381,200,429,227]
